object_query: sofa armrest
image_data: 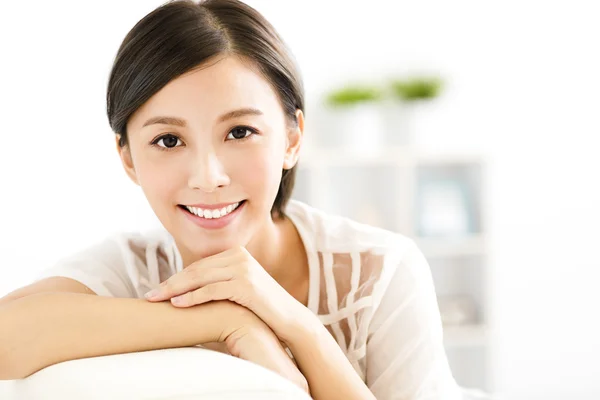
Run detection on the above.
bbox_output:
[2,347,311,400]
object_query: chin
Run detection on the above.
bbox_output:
[185,236,239,259]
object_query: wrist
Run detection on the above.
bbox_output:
[280,305,325,348]
[224,321,310,394]
[202,300,260,343]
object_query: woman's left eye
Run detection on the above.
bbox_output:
[226,126,257,141]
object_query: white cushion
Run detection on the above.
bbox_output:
[1,347,312,400]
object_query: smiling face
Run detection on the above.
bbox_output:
[118,55,303,262]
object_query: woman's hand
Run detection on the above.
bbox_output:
[144,246,309,343]
[197,301,309,394]
[224,313,310,395]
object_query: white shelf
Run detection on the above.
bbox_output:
[443,324,489,347]
[300,146,414,167]
[414,151,485,166]
[415,234,487,258]
[299,146,484,169]
[295,142,493,391]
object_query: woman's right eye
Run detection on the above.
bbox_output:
[151,134,183,150]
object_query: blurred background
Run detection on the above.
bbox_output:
[1,1,599,399]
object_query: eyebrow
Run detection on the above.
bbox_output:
[142,107,264,128]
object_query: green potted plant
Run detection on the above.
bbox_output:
[323,85,385,153]
[390,77,443,101]
[326,86,381,107]
[387,75,445,146]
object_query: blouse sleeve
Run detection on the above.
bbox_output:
[33,236,138,298]
[366,240,463,400]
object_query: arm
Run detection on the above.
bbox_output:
[365,241,462,399]
[285,240,463,400]
[285,310,375,400]
[0,292,251,380]
[142,246,373,399]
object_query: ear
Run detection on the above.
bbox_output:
[283,109,304,170]
[115,134,140,186]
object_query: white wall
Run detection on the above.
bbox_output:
[1,1,599,399]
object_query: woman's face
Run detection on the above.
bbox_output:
[120,56,302,260]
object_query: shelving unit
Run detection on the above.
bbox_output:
[293,144,494,392]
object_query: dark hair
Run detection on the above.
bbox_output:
[106,0,304,218]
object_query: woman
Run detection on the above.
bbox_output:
[0,1,462,398]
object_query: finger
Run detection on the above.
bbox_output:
[146,248,248,301]
[145,267,235,301]
[170,281,237,307]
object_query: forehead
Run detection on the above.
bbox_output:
[129,56,284,130]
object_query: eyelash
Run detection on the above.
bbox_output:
[150,125,259,151]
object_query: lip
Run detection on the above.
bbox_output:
[179,200,245,230]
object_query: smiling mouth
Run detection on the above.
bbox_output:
[178,200,246,219]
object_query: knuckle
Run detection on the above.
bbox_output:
[239,267,251,281]
[225,247,241,256]
[161,280,174,292]
[235,246,250,259]
[188,290,200,304]
[184,266,200,279]
[235,260,248,272]
[204,284,217,297]
[240,279,253,292]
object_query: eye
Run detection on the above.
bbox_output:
[226,126,257,141]
[152,134,183,149]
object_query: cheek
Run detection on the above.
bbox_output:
[134,155,182,205]
[230,146,284,200]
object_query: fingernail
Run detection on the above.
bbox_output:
[171,295,185,305]
[145,289,159,299]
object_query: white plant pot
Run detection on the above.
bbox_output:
[326,103,385,154]
[398,99,445,147]
[381,99,412,146]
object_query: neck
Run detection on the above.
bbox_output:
[246,213,288,281]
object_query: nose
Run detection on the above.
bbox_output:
[187,148,230,193]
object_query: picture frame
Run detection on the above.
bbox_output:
[416,176,473,237]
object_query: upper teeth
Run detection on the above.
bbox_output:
[185,202,240,219]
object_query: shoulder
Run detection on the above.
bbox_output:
[285,199,417,312]
[111,228,180,265]
[64,228,178,268]
[285,199,414,256]
[36,228,181,298]
[96,228,182,284]
[285,201,427,366]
